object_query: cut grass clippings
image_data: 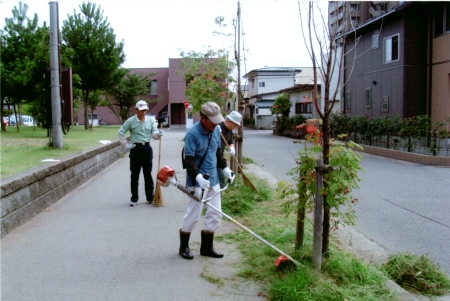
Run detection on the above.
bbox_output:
[382,253,450,296]
[0,125,121,179]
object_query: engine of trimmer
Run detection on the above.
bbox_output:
[156,166,176,187]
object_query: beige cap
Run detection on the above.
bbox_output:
[201,102,225,124]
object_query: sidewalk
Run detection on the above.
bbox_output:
[1,128,263,301]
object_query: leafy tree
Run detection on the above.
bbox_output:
[85,89,108,129]
[279,119,363,251]
[177,49,234,113]
[107,69,153,122]
[1,3,49,132]
[61,1,125,130]
[271,92,292,122]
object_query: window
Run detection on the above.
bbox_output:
[295,102,312,114]
[251,79,255,88]
[372,30,379,49]
[259,81,265,88]
[382,96,389,113]
[364,88,372,109]
[149,80,157,95]
[344,90,351,113]
[384,34,399,63]
[434,2,450,36]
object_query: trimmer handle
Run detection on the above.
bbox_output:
[201,173,210,201]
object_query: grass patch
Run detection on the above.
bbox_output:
[242,156,254,164]
[221,176,401,301]
[221,173,271,215]
[382,253,450,296]
[0,125,121,179]
[200,270,225,287]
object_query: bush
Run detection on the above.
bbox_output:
[243,117,255,127]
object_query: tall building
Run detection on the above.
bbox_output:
[328,1,399,34]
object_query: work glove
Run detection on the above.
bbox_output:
[196,174,210,189]
[152,130,164,140]
[228,146,235,156]
[125,143,135,150]
[222,167,235,184]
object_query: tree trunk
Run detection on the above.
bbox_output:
[83,90,90,130]
[295,196,306,250]
[321,116,331,256]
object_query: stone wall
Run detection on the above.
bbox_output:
[1,141,125,238]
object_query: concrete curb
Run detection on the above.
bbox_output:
[1,141,124,238]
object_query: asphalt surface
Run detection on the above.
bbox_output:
[1,127,263,301]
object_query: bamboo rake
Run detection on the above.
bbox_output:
[220,132,257,192]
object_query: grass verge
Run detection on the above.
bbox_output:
[221,174,450,300]
[0,125,121,179]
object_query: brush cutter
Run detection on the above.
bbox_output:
[156,166,301,267]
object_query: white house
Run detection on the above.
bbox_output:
[280,83,320,120]
[243,67,301,129]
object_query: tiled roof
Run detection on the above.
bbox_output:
[248,67,302,73]
[244,67,302,78]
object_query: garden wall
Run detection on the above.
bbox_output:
[359,145,450,166]
[1,141,125,238]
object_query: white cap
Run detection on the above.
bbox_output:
[135,100,149,111]
[226,111,242,126]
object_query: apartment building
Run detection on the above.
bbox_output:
[76,58,203,127]
[340,2,450,127]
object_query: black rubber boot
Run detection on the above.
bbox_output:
[179,229,194,260]
[200,230,224,258]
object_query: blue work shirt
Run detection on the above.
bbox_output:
[184,121,223,187]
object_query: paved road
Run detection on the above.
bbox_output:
[241,128,450,276]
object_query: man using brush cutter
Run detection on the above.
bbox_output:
[118,100,164,207]
[179,102,235,260]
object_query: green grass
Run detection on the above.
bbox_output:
[0,125,121,179]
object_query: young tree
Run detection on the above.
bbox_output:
[271,92,292,119]
[297,2,359,255]
[61,2,125,130]
[1,3,49,132]
[107,69,153,122]
[177,49,234,113]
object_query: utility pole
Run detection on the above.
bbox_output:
[236,1,243,165]
[49,2,63,148]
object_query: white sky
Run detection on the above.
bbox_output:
[1,0,325,73]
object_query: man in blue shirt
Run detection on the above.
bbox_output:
[179,102,235,260]
[118,100,163,206]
